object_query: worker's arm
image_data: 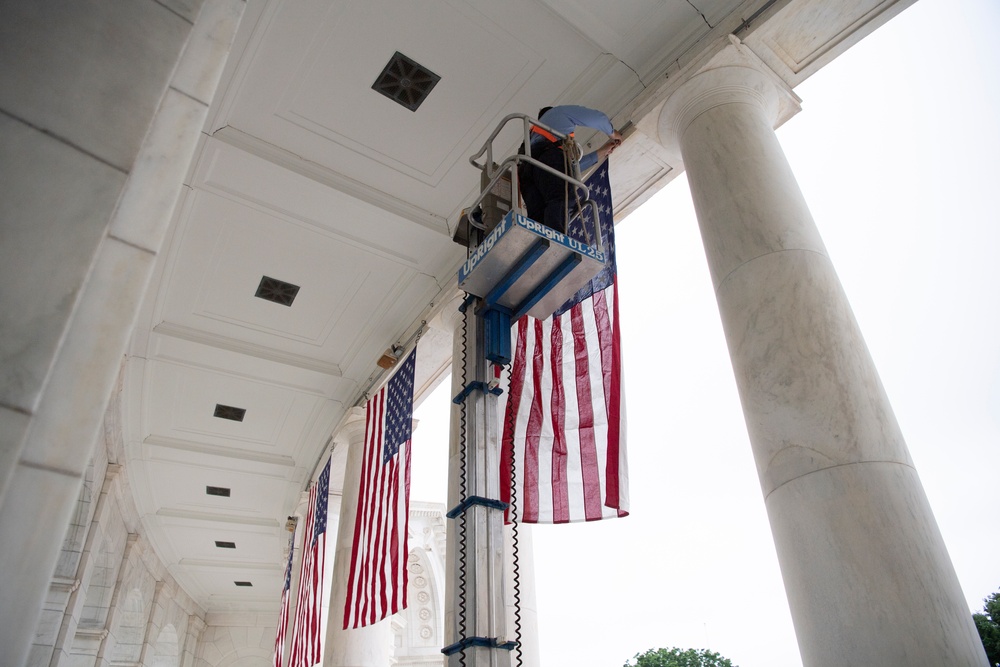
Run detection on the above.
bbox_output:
[581,130,623,170]
[597,130,623,160]
[540,105,615,137]
[539,105,619,170]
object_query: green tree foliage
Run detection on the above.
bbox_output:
[974,590,1000,666]
[625,647,736,667]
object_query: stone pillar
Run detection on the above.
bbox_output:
[656,54,987,666]
[324,408,391,666]
[137,580,167,666]
[181,614,207,667]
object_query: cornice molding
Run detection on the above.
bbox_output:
[153,322,343,377]
[143,434,296,470]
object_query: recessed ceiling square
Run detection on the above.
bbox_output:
[206,485,231,497]
[215,540,237,549]
[255,275,300,307]
[213,404,246,422]
[371,51,440,112]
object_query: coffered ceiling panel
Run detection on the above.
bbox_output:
[156,187,442,375]
[743,0,909,86]
[172,558,284,611]
[164,522,282,566]
[144,361,325,455]
[272,2,533,182]
[138,460,292,520]
[209,0,621,222]
[214,0,540,215]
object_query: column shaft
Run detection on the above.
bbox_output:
[325,409,391,666]
[661,63,986,666]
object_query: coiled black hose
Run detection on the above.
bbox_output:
[456,294,469,667]
[504,362,523,667]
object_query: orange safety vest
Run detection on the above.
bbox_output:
[530,125,573,144]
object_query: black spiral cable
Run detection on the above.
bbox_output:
[456,293,469,667]
[503,362,523,667]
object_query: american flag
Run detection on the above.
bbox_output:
[287,457,330,667]
[343,348,415,628]
[501,161,629,523]
[272,530,295,667]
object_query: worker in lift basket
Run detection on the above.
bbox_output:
[518,105,622,235]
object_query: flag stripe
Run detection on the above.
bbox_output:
[601,281,623,509]
[361,393,384,625]
[549,316,569,523]
[570,303,602,521]
[501,317,530,522]
[345,395,376,628]
[525,318,545,523]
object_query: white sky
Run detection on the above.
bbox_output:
[411,0,1000,665]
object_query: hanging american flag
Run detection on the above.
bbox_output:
[501,161,629,523]
[272,529,295,667]
[287,457,330,667]
[343,348,415,628]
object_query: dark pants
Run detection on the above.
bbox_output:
[519,142,571,233]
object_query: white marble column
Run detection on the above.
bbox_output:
[324,408,391,667]
[657,55,987,666]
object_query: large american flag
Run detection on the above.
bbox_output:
[272,531,295,667]
[287,457,330,667]
[501,161,629,523]
[343,348,415,628]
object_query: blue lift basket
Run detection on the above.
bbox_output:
[455,113,607,365]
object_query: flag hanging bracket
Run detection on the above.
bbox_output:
[452,380,503,405]
[446,495,509,519]
[442,637,519,656]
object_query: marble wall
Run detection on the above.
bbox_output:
[29,393,205,667]
[392,505,448,667]
[0,2,245,663]
[194,613,276,667]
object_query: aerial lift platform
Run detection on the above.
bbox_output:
[454,113,607,364]
[443,113,609,666]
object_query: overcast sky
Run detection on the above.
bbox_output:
[411,0,1000,665]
